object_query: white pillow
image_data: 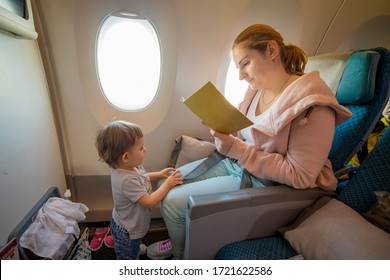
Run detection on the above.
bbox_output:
[168,135,215,168]
[283,196,390,260]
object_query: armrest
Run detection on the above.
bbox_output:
[184,185,334,259]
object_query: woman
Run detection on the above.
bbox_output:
[160,24,352,259]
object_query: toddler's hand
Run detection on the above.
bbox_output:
[165,170,183,187]
[161,167,176,178]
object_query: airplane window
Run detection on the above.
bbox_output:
[224,58,248,107]
[96,12,161,111]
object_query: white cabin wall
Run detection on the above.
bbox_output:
[316,0,390,53]
[0,0,388,247]
[0,33,66,246]
[32,0,389,221]
[35,0,181,176]
[35,0,183,220]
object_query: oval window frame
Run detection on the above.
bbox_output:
[96,11,162,112]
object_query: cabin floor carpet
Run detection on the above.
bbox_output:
[80,218,172,260]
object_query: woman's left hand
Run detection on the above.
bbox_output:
[210,129,235,155]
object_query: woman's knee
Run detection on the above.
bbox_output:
[161,189,188,219]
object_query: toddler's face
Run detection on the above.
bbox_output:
[126,137,147,168]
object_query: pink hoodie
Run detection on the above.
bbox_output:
[228,71,352,191]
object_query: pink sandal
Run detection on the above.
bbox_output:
[89,227,110,251]
[104,235,114,248]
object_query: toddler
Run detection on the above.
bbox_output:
[95,120,183,259]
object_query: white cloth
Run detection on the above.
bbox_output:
[240,90,262,144]
[19,197,89,259]
[305,51,352,95]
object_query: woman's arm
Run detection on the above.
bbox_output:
[226,107,336,189]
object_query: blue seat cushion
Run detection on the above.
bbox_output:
[215,234,296,260]
[306,50,380,105]
[337,50,380,104]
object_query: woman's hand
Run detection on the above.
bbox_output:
[210,129,235,155]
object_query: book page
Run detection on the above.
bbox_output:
[182,81,253,134]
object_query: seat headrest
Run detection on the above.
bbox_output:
[306,50,380,105]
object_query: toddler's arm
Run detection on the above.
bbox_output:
[138,170,183,208]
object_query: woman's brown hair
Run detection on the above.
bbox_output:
[233,24,307,76]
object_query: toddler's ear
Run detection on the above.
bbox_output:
[121,152,129,163]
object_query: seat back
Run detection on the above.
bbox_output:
[337,126,390,212]
[325,48,390,174]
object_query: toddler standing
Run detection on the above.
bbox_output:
[95,120,183,259]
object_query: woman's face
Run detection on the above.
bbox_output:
[232,44,273,90]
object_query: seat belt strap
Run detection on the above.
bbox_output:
[183,150,226,181]
[183,151,254,189]
[240,168,253,189]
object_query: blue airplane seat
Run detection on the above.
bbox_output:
[214,48,390,260]
[330,47,390,179]
[216,124,390,260]
[184,47,390,259]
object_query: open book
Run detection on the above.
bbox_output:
[182,81,253,134]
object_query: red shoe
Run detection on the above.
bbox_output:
[89,227,109,251]
[104,235,114,248]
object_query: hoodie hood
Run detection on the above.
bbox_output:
[252,71,352,137]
